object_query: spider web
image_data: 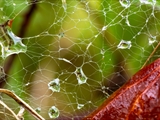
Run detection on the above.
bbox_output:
[0,0,160,119]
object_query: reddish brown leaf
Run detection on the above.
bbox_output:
[84,58,160,120]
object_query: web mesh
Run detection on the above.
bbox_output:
[0,0,160,119]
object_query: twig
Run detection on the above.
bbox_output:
[0,100,20,120]
[0,89,45,120]
[141,41,160,68]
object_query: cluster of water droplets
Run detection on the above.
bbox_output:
[47,78,60,118]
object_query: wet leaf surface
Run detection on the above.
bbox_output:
[84,58,160,120]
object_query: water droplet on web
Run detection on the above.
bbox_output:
[75,67,87,84]
[77,104,84,109]
[48,78,60,92]
[58,32,65,38]
[48,106,59,118]
[117,40,132,49]
[0,21,27,59]
[101,49,105,55]
[35,107,41,113]
[148,36,156,45]
[6,30,27,57]
[119,0,131,8]
[102,26,107,31]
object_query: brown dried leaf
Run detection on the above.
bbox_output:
[84,58,160,120]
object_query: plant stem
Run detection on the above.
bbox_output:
[0,100,20,120]
[0,89,45,120]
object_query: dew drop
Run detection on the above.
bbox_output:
[58,32,65,38]
[119,0,131,8]
[101,49,105,54]
[77,104,84,109]
[75,67,87,84]
[48,78,60,92]
[102,26,107,31]
[35,107,41,113]
[62,0,67,12]
[48,106,59,119]
[148,36,156,45]
[0,20,27,59]
[117,40,132,49]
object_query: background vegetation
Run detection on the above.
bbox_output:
[0,0,160,119]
